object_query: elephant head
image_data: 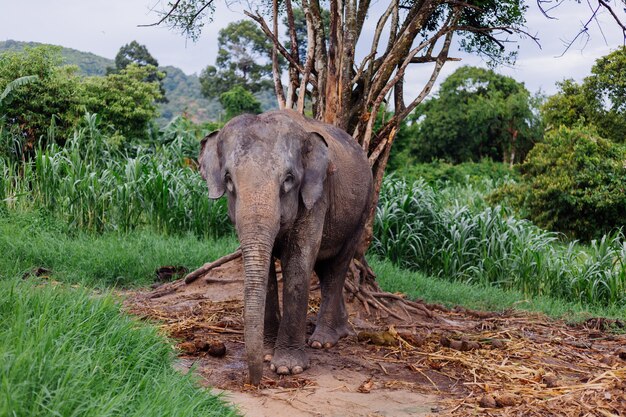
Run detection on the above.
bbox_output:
[198,112,329,385]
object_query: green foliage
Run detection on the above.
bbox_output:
[158,65,222,124]
[542,47,626,143]
[0,279,237,416]
[0,212,238,287]
[0,46,86,153]
[199,20,274,99]
[0,39,115,76]
[372,175,626,307]
[107,41,168,103]
[219,85,262,120]
[493,126,626,241]
[394,159,520,186]
[83,64,163,142]
[392,66,542,165]
[1,116,232,237]
[370,257,626,320]
[0,40,225,125]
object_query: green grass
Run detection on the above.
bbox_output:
[0,279,238,417]
[372,175,626,308]
[0,211,238,287]
[371,257,626,321]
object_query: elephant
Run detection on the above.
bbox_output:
[198,109,373,385]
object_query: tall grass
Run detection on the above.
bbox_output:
[0,279,237,417]
[372,176,626,307]
[1,115,231,237]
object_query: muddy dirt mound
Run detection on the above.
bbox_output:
[125,257,626,417]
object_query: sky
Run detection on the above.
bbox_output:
[1,0,625,97]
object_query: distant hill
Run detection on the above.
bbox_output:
[0,39,225,124]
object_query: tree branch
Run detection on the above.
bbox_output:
[244,10,318,89]
[272,0,286,109]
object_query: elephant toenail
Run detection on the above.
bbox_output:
[270,364,276,371]
[311,341,322,349]
[292,366,303,374]
[264,354,273,362]
[323,342,333,348]
[277,366,289,375]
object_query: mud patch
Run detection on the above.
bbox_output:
[125,257,626,416]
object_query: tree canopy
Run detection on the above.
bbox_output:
[391,66,542,165]
[199,20,274,99]
[107,41,167,102]
[219,85,263,120]
[542,47,626,143]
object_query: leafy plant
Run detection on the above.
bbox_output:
[372,175,626,307]
[493,126,626,241]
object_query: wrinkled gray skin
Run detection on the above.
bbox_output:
[199,109,373,385]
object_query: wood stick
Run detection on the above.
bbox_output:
[184,248,242,284]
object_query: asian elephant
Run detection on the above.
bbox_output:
[199,109,373,385]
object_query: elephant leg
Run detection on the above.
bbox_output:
[309,247,353,349]
[270,225,322,375]
[263,259,280,362]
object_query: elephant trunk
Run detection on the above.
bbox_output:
[237,200,279,385]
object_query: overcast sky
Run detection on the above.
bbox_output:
[1,0,625,96]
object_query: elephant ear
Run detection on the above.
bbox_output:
[301,132,329,209]
[199,130,225,199]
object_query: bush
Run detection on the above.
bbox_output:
[494,126,626,241]
[83,63,163,142]
[0,46,85,154]
[0,47,164,160]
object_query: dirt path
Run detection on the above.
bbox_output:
[125,258,626,417]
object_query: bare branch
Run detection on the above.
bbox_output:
[374,28,456,149]
[244,10,318,89]
[285,0,300,109]
[138,0,183,27]
[272,0,286,109]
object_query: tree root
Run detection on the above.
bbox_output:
[344,257,435,322]
[184,248,242,284]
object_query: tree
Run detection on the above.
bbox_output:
[199,20,274,99]
[0,46,85,154]
[83,64,163,142]
[148,0,626,312]
[219,85,262,120]
[493,126,626,241]
[392,66,542,165]
[107,41,167,102]
[543,47,626,143]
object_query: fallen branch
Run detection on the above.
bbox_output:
[184,249,242,284]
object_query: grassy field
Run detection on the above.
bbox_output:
[2,203,624,416]
[0,279,238,417]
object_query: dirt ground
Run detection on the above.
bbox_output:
[125,257,626,417]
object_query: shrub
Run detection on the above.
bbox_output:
[0,46,85,154]
[494,126,626,241]
[83,63,163,142]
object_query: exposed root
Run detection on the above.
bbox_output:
[184,248,242,284]
[345,257,433,322]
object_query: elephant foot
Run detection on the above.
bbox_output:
[263,344,274,362]
[308,322,350,349]
[269,348,309,375]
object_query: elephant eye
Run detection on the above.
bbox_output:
[225,173,234,194]
[282,173,295,194]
